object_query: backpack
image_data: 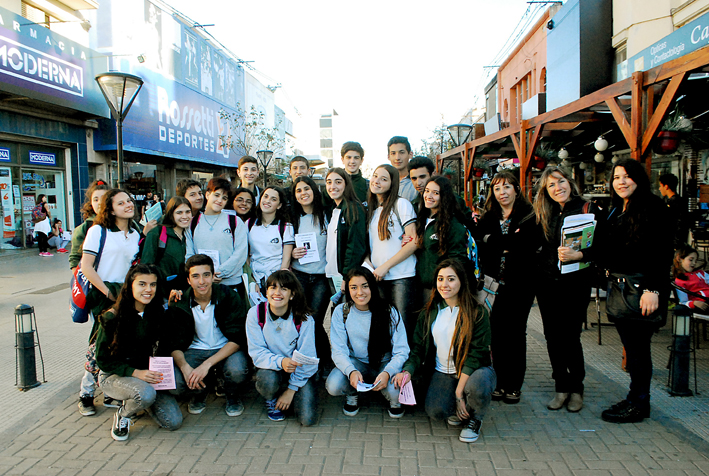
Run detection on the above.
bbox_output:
[31,204,47,224]
[191,213,239,245]
[70,226,107,323]
[247,217,286,242]
[257,301,301,333]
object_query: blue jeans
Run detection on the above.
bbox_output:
[171,349,249,400]
[99,372,182,430]
[425,367,496,421]
[379,277,417,343]
[254,369,318,426]
[325,358,399,404]
[292,269,332,367]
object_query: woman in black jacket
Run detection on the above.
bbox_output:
[533,166,603,413]
[474,171,536,404]
[601,158,673,423]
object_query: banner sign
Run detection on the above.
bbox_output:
[28,151,56,166]
[622,10,709,79]
[0,147,9,162]
[0,5,108,116]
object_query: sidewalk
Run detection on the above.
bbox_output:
[0,255,708,475]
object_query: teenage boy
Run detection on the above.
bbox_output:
[659,173,689,248]
[166,254,249,416]
[176,179,204,215]
[237,156,262,205]
[387,136,417,202]
[408,156,436,209]
[284,156,311,206]
[323,142,369,208]
[186,177,248,294]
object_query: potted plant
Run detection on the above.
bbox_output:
[657,107,692,155]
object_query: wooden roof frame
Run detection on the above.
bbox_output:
[438,44,709,203]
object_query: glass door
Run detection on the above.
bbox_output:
[0,166,24,249]
[21,168,66,241]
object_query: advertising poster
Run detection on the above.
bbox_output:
[0,167,15,238]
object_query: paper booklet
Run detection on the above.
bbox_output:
[559,213,596,274]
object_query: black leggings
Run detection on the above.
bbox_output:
[36,232,49,253]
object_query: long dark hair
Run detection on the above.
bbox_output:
[424,258,482,377]
[255,186,291,226]
[610,158,654,244]
[102,264,163,356]
[367,164,401,241]
[533,166,584,241]
[344,267,399,369]
[162,196,192,228]
[327,168,364,225]
[291,176,326,234]
[81,180,110,219]
[233,187,256,221]
[266,270,310,325]
[484,170,531,220]
[416,176,458,256]
[673,245,697,280]
[94,189,134,229]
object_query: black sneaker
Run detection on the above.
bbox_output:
[225,397,244,417]
[459,418,482,443]
[78,396,96,416]
[601,400,650,423]
[387,405,405,419]
[111,410,132,441]
[343,395,359,416]
[188,395,208,415]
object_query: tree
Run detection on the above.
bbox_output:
[416,120,454,160]
[219,104,285,158]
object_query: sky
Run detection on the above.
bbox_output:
[166,0,538,165]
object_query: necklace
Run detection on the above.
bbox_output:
[202,214,219,231]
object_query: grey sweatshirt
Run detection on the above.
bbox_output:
[186,212,248,286]
[329,304,409,378]
[245,305,318,391]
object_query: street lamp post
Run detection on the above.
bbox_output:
[95,72,144,186]
[256,150,274,188]
[447,124,473,148]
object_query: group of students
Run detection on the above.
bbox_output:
[65,134,677,445]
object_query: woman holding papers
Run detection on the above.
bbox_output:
[600,158,672,424]
[290,176,331,370]
[141,197,193,295]
[324,168,367,291]
[246,270,319,426]
[326,267,409,418]
[365,164,419,338]
[533,166,602,413]
[394,259,494,444]
[474,171,536,405]
[247,186,295,290]
[95,264,182,441]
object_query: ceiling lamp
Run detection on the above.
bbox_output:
[594,136,608,152]
[594,152,605,163]
[558,148,569,159]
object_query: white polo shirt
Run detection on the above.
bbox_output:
[82,224,140,283]
[248,220,295,282]
[368,198,417,280]
[189,302,228,350]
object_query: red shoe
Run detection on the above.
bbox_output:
[58,248,68,253]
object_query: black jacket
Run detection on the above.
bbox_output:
[473,201,536,283]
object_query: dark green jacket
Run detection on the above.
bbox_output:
[95,307,164,377]
[416,216,468,288]
[164,283,247,353]
[69,218,94,269]
[141,225,188,294]
[328,200,367,276]
[402,304,491,378]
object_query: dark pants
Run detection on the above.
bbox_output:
[171,349,248,400]
[292,269,331,368]
[614,320,655,407]
[378,277,418,343]
[425,367,496,421]
[489,281,535,392]
[536,274,589,394]
[254,369,318,426]
[36,232,48,252]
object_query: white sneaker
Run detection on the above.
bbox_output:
[447,415,462,426]
[459,418,482,443]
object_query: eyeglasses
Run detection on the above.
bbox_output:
[235,198,253,205]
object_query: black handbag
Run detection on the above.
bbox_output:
[606,272,663,323]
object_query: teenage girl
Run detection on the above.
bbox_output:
[324,168,367,291]
[34,194,52,256]
[290,176,331,368]
[673,245,709,310]
[247,186,295,290]
[141,196,193,294]
[96,264,182,441]
[233,187,256,222]
[394,258,495,444]
[415,176,470,303]
[366,164,418,337]
[327,267,409,418]
[246,270,318,426]
[48,219,70,252]
[69,180,110,269]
